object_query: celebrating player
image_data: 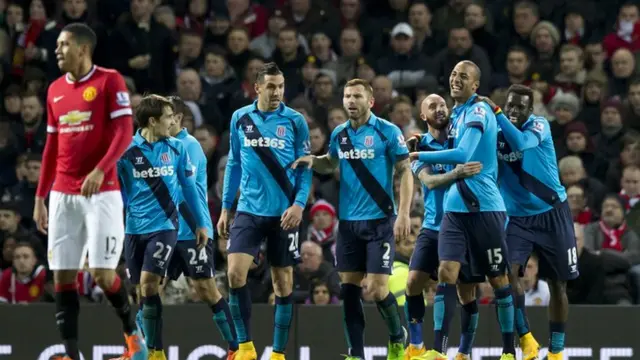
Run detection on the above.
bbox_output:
[292,78,413,360]
[404,94,483,360]
[164,96,238,360]
[409,61,516,360]
[482,85,578,360]
[33,23,145,360]
[217,62,312,360]
[117,95,209,360]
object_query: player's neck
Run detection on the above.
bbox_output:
[256,99,278,113]
[140,128,161,143]
[429,128,447,143]
[349,110,371,129]
[453,93,474,107]
[67,60,94,82]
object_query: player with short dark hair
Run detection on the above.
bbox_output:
[165,95,238,360]
[34,22,144,360]
[217,62,312,360]
[404,94,483,360]
[482,83,578,360]
[117,94,209,360]
[293,78,413,360]
[409,60,516,360]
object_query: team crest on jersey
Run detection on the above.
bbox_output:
[161,153,170,164]
[364,135,374,147]
[82,86,97,102]
[276,125,286,137]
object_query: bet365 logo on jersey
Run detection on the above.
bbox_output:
[338,149,375,159]
[243,137,286,150]
[133,166,175,178]
[497,150,523,162]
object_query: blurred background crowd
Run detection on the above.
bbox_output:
[0,0,640,308]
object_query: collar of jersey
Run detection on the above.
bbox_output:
[451,93,479,117]
[423,132,447,149]
[347,113,378,131]
[176,128,188,139]
[251,100,285,118]
[133,129,167,147]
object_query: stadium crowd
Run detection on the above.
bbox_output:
[0,0,639,307]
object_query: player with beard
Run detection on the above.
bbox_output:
[409,61,515,360]
[404,94,483,360]
[481,85,578,360]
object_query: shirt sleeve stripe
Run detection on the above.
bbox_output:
[466,121,484,133]
[110,108,133,119]
[46,125,57,133]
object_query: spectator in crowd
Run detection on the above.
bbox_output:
[272,26,307,99]
[522,255,550,306]
[621,165,640,235]
[625,79,640,133]
[559,155,607,213]
[605,135,639,192]
[291,241,340,304]
[200,46,237,119]
[193,124,221,188]
[305,278,339,305]
[0,242,46,303]
[495,0,538,72]
[327,105,348,132]
[578,71,608,135]
[176,30,204,72]
[176,68,224,132]
[557,121,608,180]
[568,223,632,304]
[603,2,640,58]
[549,90,580,143]
[491,46,530,93]
[1,236,17,271]
[407,2,444,57]
[594,98,630,161]
[584,194,640,303]
[554,44,587,95]
[371,75,394,114]
[0,201,44,264]
[0,123,20,193]
[567,183,596,225]
[1,153,41,223]
[608,48,636,97]
[529,21,561,82]
[16,91,46,154]
[464,0,497,63]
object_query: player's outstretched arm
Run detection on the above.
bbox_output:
[410,127,483,164]
[291,153,339,174]
[413,162,483,190]
[493,108,541,151]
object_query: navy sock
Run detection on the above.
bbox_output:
[433,283,457,353]
[104,276,135,335]
[55,287,80,359]
[272,294,293,353]
[405,293,425,346]
[141,294,163,351]
[549,322,566,354]
[210,298,239,351]
[375,293,404,343]
[515,293,531,337]
[494,285,515,354]
[458,300,479,355]
[229,285,252,343]
[341,284,365,358]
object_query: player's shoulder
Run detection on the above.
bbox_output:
[467,100,492,117]
[525,114,550,131]
[164,136,186,154]
[281,105,305,123]
[231,104,255,122]
[180,133,204,153]
[94,66,123,77]
[373,116,404,140]
[47,75,69,94]
[330,121,349,140]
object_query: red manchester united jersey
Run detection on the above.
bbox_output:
[44,66,133,195]
[0,265,46,303]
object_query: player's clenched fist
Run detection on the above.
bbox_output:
[453,161,483,178]
[33,198,48,234]
[405,134,422,152]
[217,209,231,239]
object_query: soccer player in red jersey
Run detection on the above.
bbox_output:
[33,23,147,360]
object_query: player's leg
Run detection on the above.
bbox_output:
[455,282,480,360]
[85,191,144,359]
[226,213,264,358]
[48,192,86,360]
[404,228,439,357]
[426,213,466,359]
[336,220,367,360]
[536,204,579,360]
[476,212,516,358]
[139,230,177,359]
[504,217,539,360]
[179,239,238,357]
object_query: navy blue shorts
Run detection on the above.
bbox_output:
[336,217,395,275]
[166,239,216,281]
[439,211,509,280]
[507,201,579,281]
[125,230,178,284]
[409,228,439,280]
[227,212,300,267]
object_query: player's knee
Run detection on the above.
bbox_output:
[227,268,248,288]
[488,274,510,289]
[547,280,566,296]
[271,269,293,296]
[437,261,459,284]
[89,269,118,290]
[54,270,78,285]
[405,272,425,296]
[367,278,390,301]
[139,282,160,297]
[193,279,222,304]
[457,284,476,304]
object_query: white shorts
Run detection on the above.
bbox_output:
[47,190,125,270]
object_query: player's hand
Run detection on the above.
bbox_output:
[281,204,303,230]
[405,134,422,152]
[217,209,231,239]
[195,228,208,250]
[453,162,483,178]
[409,152,420,161]
[477,96,498,110]
[291,155,314,169]
[394,213,410,243]
[33,197,48,234]
[81,168,105,198]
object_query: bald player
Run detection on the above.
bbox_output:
[409,61,515,360]
[404,94,483,360]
